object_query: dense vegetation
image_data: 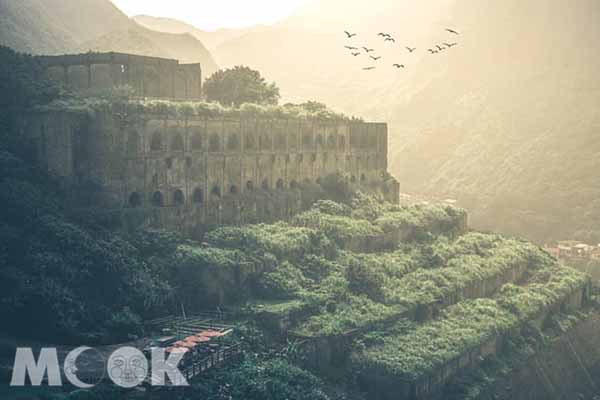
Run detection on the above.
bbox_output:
[353,264,587,380]
[39,93,358,122]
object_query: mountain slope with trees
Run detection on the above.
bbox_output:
[213,0,600,243]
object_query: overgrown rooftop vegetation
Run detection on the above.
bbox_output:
[36,89,361,122]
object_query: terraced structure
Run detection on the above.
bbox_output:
[173,193,591,399]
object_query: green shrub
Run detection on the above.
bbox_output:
[258,262,308,299]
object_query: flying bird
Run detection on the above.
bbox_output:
[436,45,445,51]
[428,49,438,54]
[363,47,375,53]
[445,28,460,35]
[345,31,357,38]
[362,66,376,70]
[444,42,458,48]
[370,55,382,61]
[384,37,396,43]
[406,47,416,53]
[345,45,359,50]
[378,32,388,37]
[351,52,361,56]
[393,64,405,68]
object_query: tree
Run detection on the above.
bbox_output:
[204,66,280,107]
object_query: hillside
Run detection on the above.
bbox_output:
[133,14,266,50]
[213,0,600,244]
[0,0,131,54]
[0,0,218,77]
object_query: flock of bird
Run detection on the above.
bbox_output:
[343,28,460,71]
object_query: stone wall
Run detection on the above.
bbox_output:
[20,110,398,235]
[37,52,202,99]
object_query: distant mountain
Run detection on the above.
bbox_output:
[133,15,266,51]
[214,0,600,243]
[0,0,218,77]
[0,0,131,54]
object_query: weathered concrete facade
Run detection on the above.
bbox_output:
[21,110,399,235]
[37,52,202,99]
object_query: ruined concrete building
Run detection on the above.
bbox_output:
[22,52,399,236]
[38,52,202,99]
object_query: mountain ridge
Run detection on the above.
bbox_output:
[0,0,218,77]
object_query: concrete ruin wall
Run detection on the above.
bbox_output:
[20,110,398,235]
[37,52,202,99]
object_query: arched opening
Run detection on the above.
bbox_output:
[261,179,269,190]
[128,192,142,208]
[350,175,357,183]
[171,134,184,151]
[315,134,324,147]
[327,134,336,149]
[260,135,272,150]
[126,130,139,154]
[192,188,203,204]
[245,133,256,150]
[211,185,221,198]
[246,181,254,191]
[227,133,240,151]
[275,134,286,150]
[173,189,185,206]
[229,185,239,195]
[151,191,164,207]
[302,133,312,148]
[290,180,299,189]
[150,130,163,151]
[191,130,203,150]
[165,158,173,169]
[276,179,285,190]
[209,134,220,152]
[360,174,367,183]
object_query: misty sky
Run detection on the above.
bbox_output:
[109,0,311,30]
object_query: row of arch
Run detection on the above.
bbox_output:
[127,175,368,208]
[128,129,353,154]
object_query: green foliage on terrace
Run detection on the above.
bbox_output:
[288,233,553,337]
[353,264,587,380]
[36,89,359,122]
[293,295,406,337]
[382,234,554,307]
[292,207,384,245]
[205,222,333,260]
[355,298,516,380]
[498,265,589,320]
[375,203,467,234]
